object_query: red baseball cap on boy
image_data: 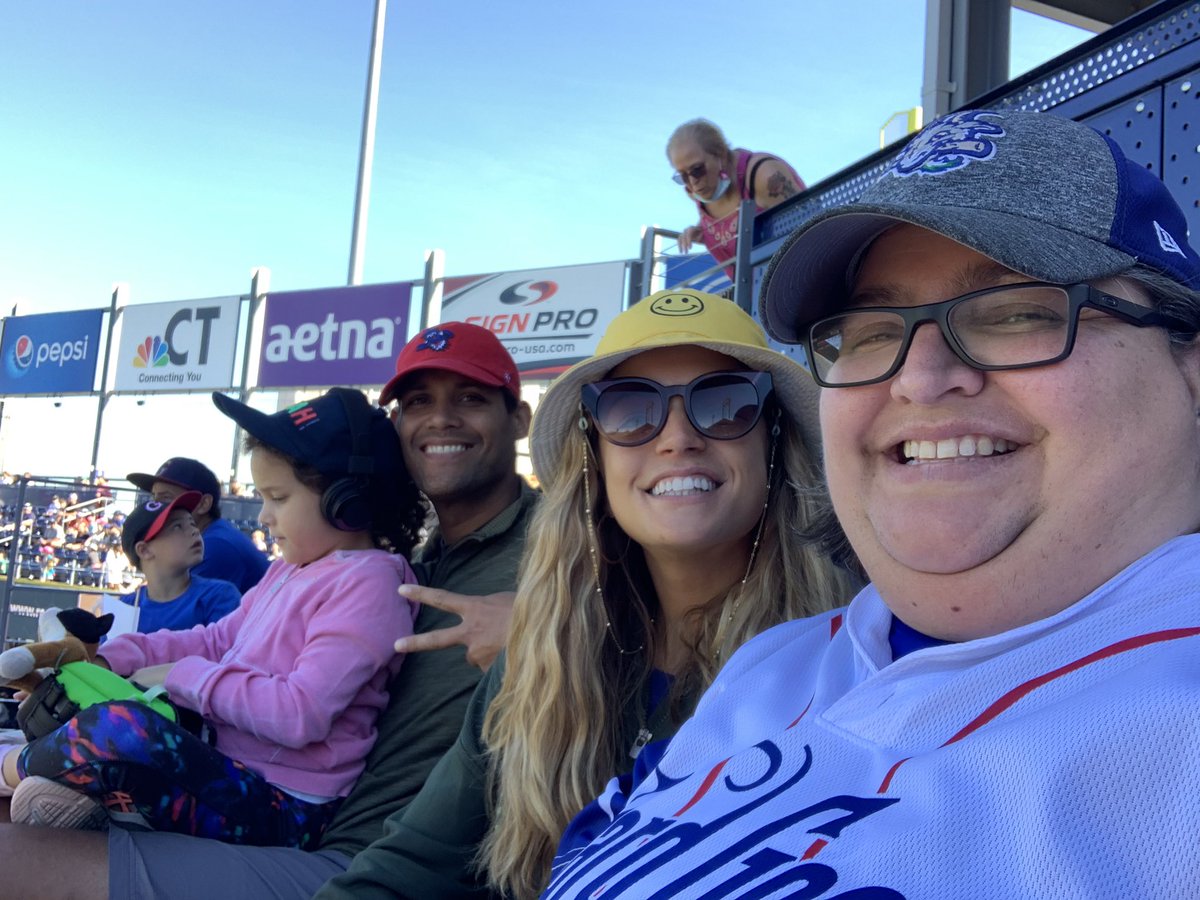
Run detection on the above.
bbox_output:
[121,491,202,567]
[378,322,520,405]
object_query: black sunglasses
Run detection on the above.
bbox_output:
[672,162,708,186]
[581,371,774,446]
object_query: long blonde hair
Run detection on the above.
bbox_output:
[480,400,852,897]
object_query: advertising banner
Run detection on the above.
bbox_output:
[114,297,240,392]
[256,282,412,388]
[664,253,732,295]
[2,587,106,645]
[0,309,104,396]
[440,262,626,377]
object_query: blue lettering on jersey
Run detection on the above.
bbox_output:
[545,741,904,899]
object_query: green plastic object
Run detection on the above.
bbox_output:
[55,661,177,722]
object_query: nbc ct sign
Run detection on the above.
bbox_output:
[114,296,240,392]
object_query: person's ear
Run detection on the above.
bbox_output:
[1180,343,1200,422]
[135,540,151,564]
[512,401,532,441]
[194,494,214,517]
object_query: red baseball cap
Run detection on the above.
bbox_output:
[379,322,520,405]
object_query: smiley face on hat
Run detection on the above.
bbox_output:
[649,293,705,317]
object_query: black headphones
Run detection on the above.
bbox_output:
[321,388,376,532]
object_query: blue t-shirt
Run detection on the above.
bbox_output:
[193,517,269,594]
[119,573,242,634]
[888,614,952,659]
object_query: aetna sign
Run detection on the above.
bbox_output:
[257,283,413,389]
[264,313,397,363]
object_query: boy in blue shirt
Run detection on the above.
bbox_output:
[118,492,241,633]
[127,457,269,594]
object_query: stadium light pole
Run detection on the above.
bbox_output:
[348,0,387,286]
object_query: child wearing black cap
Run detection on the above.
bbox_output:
[116,491,242,632]
[8,388,426,849]
[125,456,269,594]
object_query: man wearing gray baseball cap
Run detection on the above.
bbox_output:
[540,109,1200,898]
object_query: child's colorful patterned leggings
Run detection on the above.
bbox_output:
[17,700,339,848]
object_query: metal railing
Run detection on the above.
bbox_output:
[638,224,732,299]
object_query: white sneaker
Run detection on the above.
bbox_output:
[11,776,109,830]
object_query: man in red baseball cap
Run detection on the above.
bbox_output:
[379,322,537,672]
[381,322,530,550]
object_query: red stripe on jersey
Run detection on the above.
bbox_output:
[877,626,1200,792]
[942,627,1200,746]
[788,697,814,729]
[802,838,828,859]
[673,757,729,817]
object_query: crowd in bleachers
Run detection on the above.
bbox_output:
[0,476,275,590]
[0,490,123,588]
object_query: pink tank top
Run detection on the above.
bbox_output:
[696,149,804,274]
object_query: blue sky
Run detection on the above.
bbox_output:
[0,2,1089,484]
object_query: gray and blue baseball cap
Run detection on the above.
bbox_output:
[761,108,1200,344]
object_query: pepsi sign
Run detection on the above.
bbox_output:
[0,309,105,395]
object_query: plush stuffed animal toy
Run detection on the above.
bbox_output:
[0,607,178,741]
[0,607,113,695]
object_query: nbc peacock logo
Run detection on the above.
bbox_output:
[132,336,170,368]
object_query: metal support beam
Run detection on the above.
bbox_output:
[229,268,269,479]
[421,250,445,328]
[89,284,125,479]
[732,199,756,314]
[924,0,1012,116]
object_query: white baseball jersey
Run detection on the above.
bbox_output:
[545,535,1200,899]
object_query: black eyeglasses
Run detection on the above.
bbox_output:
[581,371,774,446]
[671,162,708,186]
[803,282,1192,388]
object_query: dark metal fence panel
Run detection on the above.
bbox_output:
[1162,68,1200,234]
[0,477,263,648]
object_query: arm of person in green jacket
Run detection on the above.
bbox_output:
[314,656,507,900]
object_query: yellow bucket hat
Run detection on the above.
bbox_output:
[530,290,819,485]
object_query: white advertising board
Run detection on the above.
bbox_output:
[114,296,241,392]
[440,262,626,376]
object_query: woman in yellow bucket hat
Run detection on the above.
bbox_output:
[319,290,854,899]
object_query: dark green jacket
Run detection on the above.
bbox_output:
[316,630,688,899]
[316,479,539,861]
